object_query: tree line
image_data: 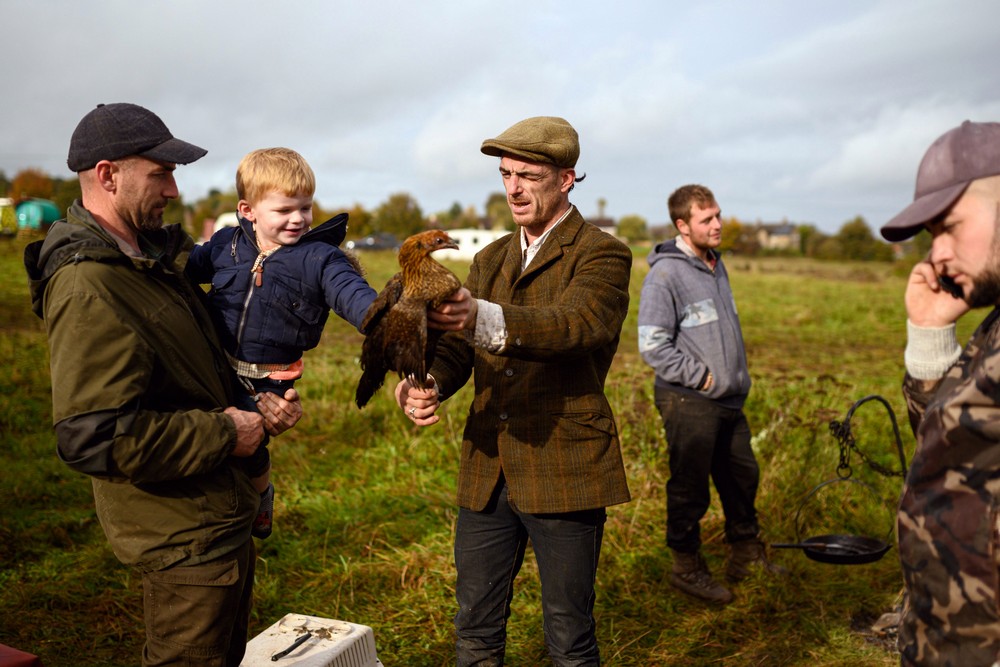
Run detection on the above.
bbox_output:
[1,167,913,261]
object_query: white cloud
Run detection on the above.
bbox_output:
[805,102,1000,193]
[4,0,1000,231]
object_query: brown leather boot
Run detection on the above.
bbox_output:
[725,538,787,583]
[670,550,734,604]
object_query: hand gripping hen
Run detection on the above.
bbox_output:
[355,230,462,408]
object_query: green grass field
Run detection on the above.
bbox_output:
[0,233,978,666]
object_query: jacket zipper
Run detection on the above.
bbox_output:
[235,272,257,350]
[236,248,278,349]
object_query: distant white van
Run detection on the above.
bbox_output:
[434,228,510,261]
[198,212,239,243]
[215,212,239,229]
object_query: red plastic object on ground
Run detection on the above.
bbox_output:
[0,643,42,667]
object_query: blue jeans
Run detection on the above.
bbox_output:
[454,479,606,666]
[654,387,760,552]
[234,376,295,478]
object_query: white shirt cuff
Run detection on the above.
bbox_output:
[473,299,507,353]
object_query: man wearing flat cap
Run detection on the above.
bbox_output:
[880,120,1000,666]
[395,116,632,665]
[24,103,302,666]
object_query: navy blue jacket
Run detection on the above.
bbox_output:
[187,213,376,365]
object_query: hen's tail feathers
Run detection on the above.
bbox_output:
[355,366,385,408]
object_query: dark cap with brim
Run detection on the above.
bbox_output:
[68,103,207,172]
[881,120,1000,242]
[481,116,579,168]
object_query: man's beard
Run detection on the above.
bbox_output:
[136,213,164,232]
[116,199,165,233]
[968,265,1000,308]
[967,203,1000,308]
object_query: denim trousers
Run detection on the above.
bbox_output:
[654,387,760,552]
[454,480,607,666]
[234,376,295,478]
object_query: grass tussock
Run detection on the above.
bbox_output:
[2,235,961,665]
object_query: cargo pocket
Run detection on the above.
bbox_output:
[143,556,243,660]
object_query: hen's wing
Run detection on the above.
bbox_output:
[382,296,429,386]
[360,272,403,335]
[356,274,404,408]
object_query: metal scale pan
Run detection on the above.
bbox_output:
[773,395,907,566]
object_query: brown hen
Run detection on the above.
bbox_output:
[355,230,462,408]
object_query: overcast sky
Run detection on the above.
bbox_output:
[4,0,999,232]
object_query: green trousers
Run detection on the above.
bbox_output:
[141,539,256,667]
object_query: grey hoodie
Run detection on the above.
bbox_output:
[637,237,750,409]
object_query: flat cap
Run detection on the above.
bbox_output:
[481,116,579,168]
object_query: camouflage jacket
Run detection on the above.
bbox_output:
[898,307,1000,666]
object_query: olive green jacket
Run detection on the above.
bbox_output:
[25,201,255,572]
[431,208,632,513]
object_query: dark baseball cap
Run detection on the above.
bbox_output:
[881,120,1000,242]
[481,116,579,168]
[67,103,207,172]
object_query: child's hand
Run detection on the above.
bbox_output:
[257,387,303,436]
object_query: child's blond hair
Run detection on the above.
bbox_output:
[236,147,315,205]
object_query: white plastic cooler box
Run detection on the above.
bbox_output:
[240,613,383,667]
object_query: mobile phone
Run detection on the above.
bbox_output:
[938,275,963,299]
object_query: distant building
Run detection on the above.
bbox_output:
[755,222,800,251]
[589,216,617,235]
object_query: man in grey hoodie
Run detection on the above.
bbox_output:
[638,184,780,604]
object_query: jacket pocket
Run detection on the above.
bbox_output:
[264,276,327,349]
[555,411,617,437]
[210,266,241,291]
[546,411,618,467]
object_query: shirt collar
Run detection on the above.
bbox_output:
[520,205,574,270]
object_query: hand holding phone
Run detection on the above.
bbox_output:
[906,262,970,327]
[938,275,963,299]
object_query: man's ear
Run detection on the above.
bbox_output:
[558,168,576,193]
[94,160,118,193]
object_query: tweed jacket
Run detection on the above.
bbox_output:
[430,208,633,514]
